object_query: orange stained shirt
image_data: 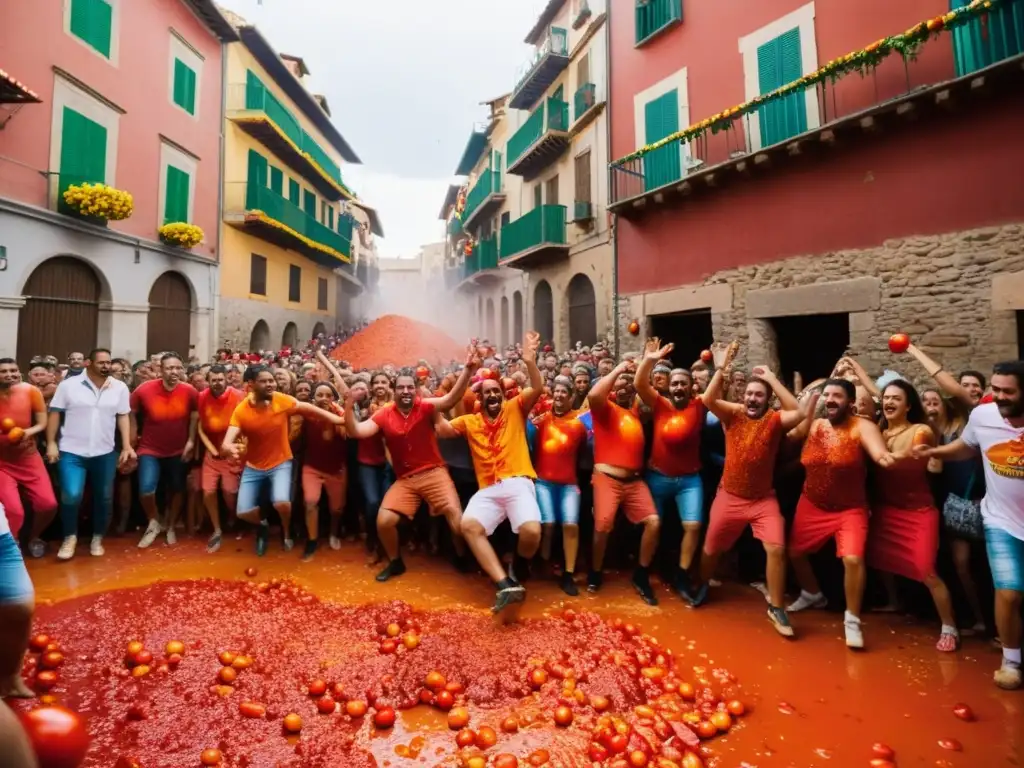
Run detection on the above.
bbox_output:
[801,418,868,511]
[229,392,298,471]
[875,425,936,510]
[198,387,244,451]
[720,409,784,500]
[590,399,646,473]
[533,410,587,485]
[649,397,705,477]
[450,395,536,490]
[0,383,45,459]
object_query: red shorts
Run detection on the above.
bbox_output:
[867,504,939,582]
[0,451,57,537]
[789,495,869,558]
[201,454,241,495]
[302,465,346,510]
[592,472,657,534]
[704,488,785,555]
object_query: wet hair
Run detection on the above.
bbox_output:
[823,378,855,401]
[88,348,111,360]
[992,360,1024,388]
[313,381,339,399]
[244,364,271,383]
[959,369,987,389]
[880,379,927,427]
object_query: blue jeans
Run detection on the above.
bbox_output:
[58,451,117,537]
[0,532,33,604]
[357,462,393,531]
[645,470,704,524]
[237,461,293,514]
[985,525,1024,592]
[535,479,581,525]
[138,454,186,496]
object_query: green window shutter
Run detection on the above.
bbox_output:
[288,178,300,205]
[164,166,190,224]
[70,0,113,59]
[184,65,197,115]
[327,206,335,229]
[757,28,807,146]
[173,59,197,114]
[303,190,316,217]
[246,149,268,209]
[269,167,283,195]
[245,69,263,110]
[59,107,107,204]
[644,89,680,191]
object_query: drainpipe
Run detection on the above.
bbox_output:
[213,39,228,354]
[606,0,619,358]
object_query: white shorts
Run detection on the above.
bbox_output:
[464,477,541,536]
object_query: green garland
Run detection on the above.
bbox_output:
[614,0,1006,166]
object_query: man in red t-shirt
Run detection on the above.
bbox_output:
[0,358,57,550]
[197,365,244,553]
[130,353,198,549]
[345,347,478,582]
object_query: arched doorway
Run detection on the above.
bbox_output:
[485,298,496,341]
[477,295,484,337]
[249,320,270,352]
[500,296,510,348]
[282,322,298,349]
[311,321,326,340]
[533,280,553,345]
[567,273,597,347]
[147,271,193,358]
[17,256,101,369]
[513,291,523,342]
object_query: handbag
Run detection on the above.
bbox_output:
[941,471,983,540]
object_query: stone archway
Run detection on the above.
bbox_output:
[485,298,496,341]
[249,320,271,352]
[147,271,194,358]
[311,321,327,340]
[282,321,299,349]
[567,273,597,347]
[533,280,553,345]
[513,290,523,342]
[500,296,510,348]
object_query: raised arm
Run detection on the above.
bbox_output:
[839,356,880,398]
[294,400,343,425]
[426,344,481,412]
[518,331,544,412]
[702,341,742,421]
[343,390,381,440]
[588,360,632,410]
[315,349,349,396]
[434,411,460,440]
[906,344,973,411]
[634,338,674,408]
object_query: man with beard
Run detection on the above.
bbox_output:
[197,365,244,553]
[785,378,895,649]
[65,351,85,378]
[0,359,57,556]
[434,332,543,616]
[683,342,810,637]
[132,353,199,549]
[915,361,1024,689]
[571,365,591,411]
[634,341,706,599]
[46,349,135,560]
[222,366,343,556]
[586,357,661,605]
[345,348,478,582]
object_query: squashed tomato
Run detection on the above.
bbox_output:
[239,701,266,718]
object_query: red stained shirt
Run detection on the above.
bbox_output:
[533,410,587,485]
[648,397,705,477]
[371,398,445,479]
[130,380,198,458]
[304,405,347,474]
[720,409,784,500]
[198,387,244,451]
[590,399,646,473]
[0,384,45,460]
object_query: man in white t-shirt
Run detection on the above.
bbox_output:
[917,361,1024,690]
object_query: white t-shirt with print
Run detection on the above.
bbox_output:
[960,403,1024,541]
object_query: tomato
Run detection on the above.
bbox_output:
[41,651,65,670]
[681,752,705,768]
[709,711,731,732]
[308,679,327,697]
[316,696,337,715]
[200,748,223,765]
[528,667,548,689]
[0,417,15,432]
[418,689,434,705]
[415,366,430,380]
[475,726,498,748]
[373,706,396,729]
[590,694,610,712]
[218,651,236,666]
[130,665,150,678]
[167,653,182,668]
[466,758,486,768]
[18,706,90,768]
[868,761,896,768]
[628,321,640,336]
[634,704,655,719]
[231,655,252,670]
[628,750,649,767]
[164,640,185,656]
[425,671,446,691]
[527,749,550,765]
[608,732,629,754]
[331,682,347,700]
[725,700,745,717]
[589,742,610,761]
[455,728,476,747]
[952,703,974,722]
[402,633,420,650]
[379,639,397,655]
[553,705,573,727]
[434,690,454,710]
[888,333,910,354]
[345,700,367,718]
[283,713,302,733]
[245,567,257,577]
[699,349,713,363]
[447,707,469,730]
[385,623,401,638]
[696,721,717,739]
[870,744,895,759]
[500,716,519,733]
[217,666,237,684]
[239,700,266,718]
[938,738,962,751]
[29,634,51,652]
[678,682,695,701]
[493,755,518,768]
[134,650,154,666]
[35,670,58,690]
[445,681,464,694]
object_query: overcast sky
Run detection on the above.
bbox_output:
[217,0,545,258]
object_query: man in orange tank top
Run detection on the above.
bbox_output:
[586,358,661,605]
[786,378,896,649]
[684,342,812,638]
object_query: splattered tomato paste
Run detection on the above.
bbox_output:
[15,579,745,767]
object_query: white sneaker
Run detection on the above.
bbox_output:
[165,528,177,546]
[28,539,46,558]
[787,590,828,613]
[57,536,77,561]
[329,536,342,551]
[90,536,105,557]
[845,617,865,649]
[138,520,162,549]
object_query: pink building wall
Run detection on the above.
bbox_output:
[0,0,224,261]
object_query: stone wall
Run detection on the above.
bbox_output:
[218,296,334,353]
[620,223,1024,381]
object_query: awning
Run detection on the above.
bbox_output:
[0,68,41,105]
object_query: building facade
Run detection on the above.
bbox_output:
[0,0,236,366]
[608,0,1024,379]
[217,14,372,352]
[443,0,614,351]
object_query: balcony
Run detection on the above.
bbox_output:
[509,27,570,110]
[499,205,568,268]
[462,166,506,230]
[227,74,356,201]
[224,179,351,269]
[635,0,683,47]
[574,82,597,122]
[506,98,570,179]
[449,235,501,290]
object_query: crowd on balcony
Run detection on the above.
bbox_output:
[1,327,1022,695]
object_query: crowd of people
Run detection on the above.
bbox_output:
[0,324,1022,698]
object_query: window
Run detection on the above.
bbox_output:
[59,107,107,195]
[635,0,682,47]
[574,150,592,203]
[250,254,267,296]
[288,178,300,205]
[545,175,559,205]
[163,166,190,224]
[317,278,329,311]
[304,190,316,217]
[756,29,807,146]
[320,200,328,224]
[51,76,120,209]
[501,211,511,228]
[643,89,681,190]
[533,184,542,209]
[69,0,113,58]
[327,206,335,229]
[172,59,197,114]
[951,0,1024,76]
[269,166,283,195]
[288,265,301,303]
[169,32,203,117]
[577,52,590,88]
